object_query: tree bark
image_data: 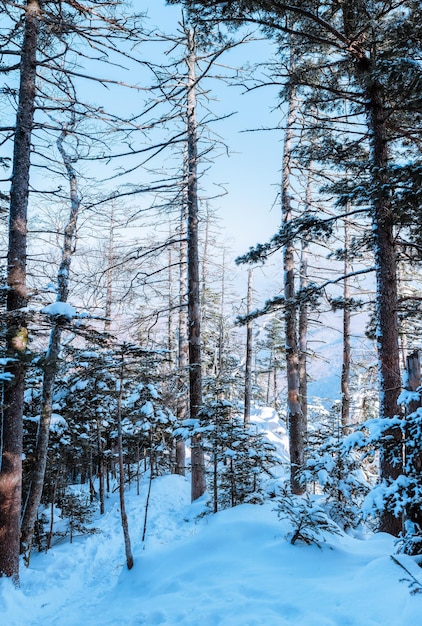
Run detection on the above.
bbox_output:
[341,217,351,433]
[96,417,105,514]
[200,202,211,328]
[186,28,206,501]
[175,180,188,476]
[404,351,422,533]
[298,166,311,431]
[366,80,402,536]
[217,249,226,379]
[104,205,115,335]
[117,358,134,570]
[244,268,254,425]
[0,0,41,583]
[167,240,175,368]
[282,60,305,495]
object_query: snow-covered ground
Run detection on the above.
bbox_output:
[2,410,422,625]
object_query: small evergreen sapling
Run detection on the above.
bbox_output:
[60,493,91,543]
[123,381,177,478]
[303,436,370,530]
[274,485,341,547]
[177,399,279,512]
[394,384,422,556]
[344,382,422,553]
[56,490,98,544]
[303,401,370,530]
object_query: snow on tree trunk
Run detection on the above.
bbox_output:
[404,351,422,531]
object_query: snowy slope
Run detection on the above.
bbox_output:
[2,470,422,626]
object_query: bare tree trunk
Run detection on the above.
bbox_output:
[367,82,402,536]
[298,166,312,430]
[200,202,211,327]
[186,28,206,501]
[20,119,81,558]
[398,264,409,371]
[136,442,141,495]
[298,271,308,426]
[244,268,254,425]
[175,158,189,476]
[117,358,134,570]
[404,351,421,533]
[0,0,41,583]
[141,465,153,543]
[213,446,218,513]
[266,353,272,406]
[404,351,421,412]
[341,217,351,433]
[97,418,105,515]
[273,365,278,412]
[217,249,226,379]
[104,206,115,335]
[46,468,59,551]
[167,240,175,368]
[282,56,304,495]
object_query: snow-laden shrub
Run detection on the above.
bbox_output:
[302,435,370,530]
[303,400,371,530]
[274,485,342,547]
[345,384,422,554]
[396,520,422,558]
[57,490,99,543]
[177,399,279,512]
[123,381,177,477]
